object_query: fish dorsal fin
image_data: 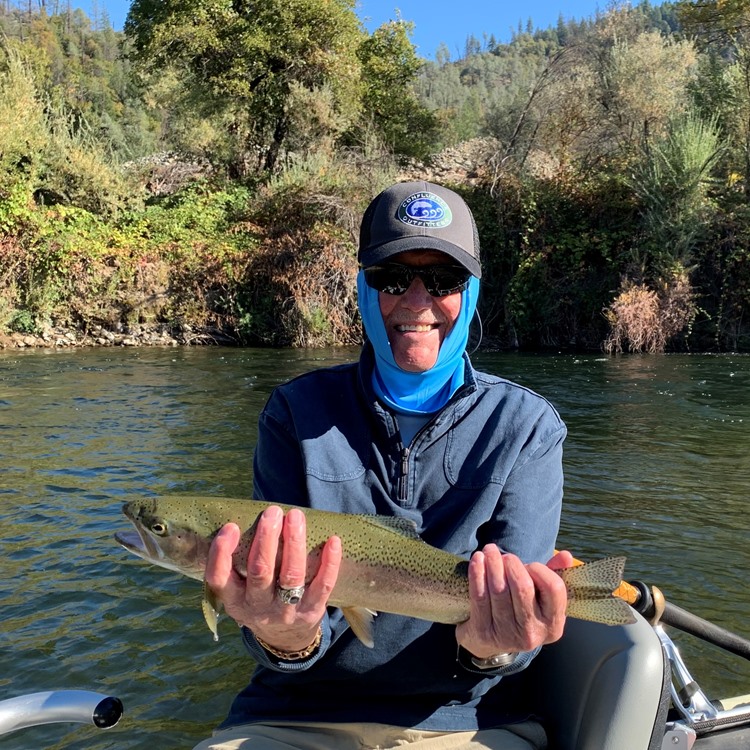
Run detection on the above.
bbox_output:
[341,606,377,648]
[358,515,422,540]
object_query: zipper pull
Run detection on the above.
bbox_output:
[399,447,410,501]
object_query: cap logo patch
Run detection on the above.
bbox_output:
[397,191,453,228]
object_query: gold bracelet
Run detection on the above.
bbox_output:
[255,627,322,661]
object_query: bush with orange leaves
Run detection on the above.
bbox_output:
[604,273,696,353]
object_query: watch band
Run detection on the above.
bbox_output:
[470,651,517,669]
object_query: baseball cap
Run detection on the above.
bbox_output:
[358,181,482,278]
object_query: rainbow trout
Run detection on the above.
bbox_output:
[114,496,635,645]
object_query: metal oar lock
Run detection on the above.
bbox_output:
[601,566,750,738]
[617,577,750,661]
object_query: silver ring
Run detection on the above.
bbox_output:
[277,584,305,605]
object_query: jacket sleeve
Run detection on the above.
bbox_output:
[241,612,334,673]
[460,419,566,677]
[246,389,335,669]
[483,422,567,564]
[252,389,308,506]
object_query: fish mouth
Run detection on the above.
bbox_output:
[114,523,163,563]
[114,509,207,581]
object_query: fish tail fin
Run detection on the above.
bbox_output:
[560,556,627,592]
[561,556,636,626]
[566,595,636,626]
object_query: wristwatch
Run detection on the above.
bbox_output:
[470,651,518,669]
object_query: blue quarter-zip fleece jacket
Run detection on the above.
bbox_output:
[222,344,566,732]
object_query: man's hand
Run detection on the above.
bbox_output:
[456,547,573,660]
[205,506,342,653]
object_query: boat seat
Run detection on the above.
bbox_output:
[524,610,670,750]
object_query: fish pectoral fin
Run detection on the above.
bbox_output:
[359,515,422,540]
[202,580,222,642]
[566,595,636,626]
[341,607,377,648]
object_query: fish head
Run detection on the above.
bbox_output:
[114,499,212,581]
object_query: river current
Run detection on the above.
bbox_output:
[1,347,748,748]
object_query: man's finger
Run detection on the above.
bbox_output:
[246,505,283,592]
[547,549,574,571]
[467,550,492,618]
[500,553,537,628]
[528,563,568,637]
[278,508,308,591]
[303,535,342,607]
[206,523,241,592]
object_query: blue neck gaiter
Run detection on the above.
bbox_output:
[357,271,480,415]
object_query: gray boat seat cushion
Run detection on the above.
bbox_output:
[526,610,668,750]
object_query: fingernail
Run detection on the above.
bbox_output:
[263,506,283,526]
[287,508,304,525]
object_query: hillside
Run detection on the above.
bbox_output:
[1,0,749,353]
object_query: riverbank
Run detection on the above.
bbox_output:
[0,323,239,350]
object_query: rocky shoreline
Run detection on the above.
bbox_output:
[0,323,238,350]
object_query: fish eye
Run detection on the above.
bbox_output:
[150,521,168,536]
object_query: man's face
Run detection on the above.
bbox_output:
[378,250,464,373]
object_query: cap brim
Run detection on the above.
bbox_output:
[360,236,482,278]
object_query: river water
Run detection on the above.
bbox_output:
[1,347,749,748]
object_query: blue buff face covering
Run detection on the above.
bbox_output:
[356,270,480,415]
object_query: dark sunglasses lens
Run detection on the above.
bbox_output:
[423,267,471,296]
[364,266,412,295]
[364,264,470,297]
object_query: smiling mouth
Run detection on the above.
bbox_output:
[395,324,438,332]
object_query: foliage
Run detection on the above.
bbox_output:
[0,6,159,161]
[626,111,724,277]
[603,31,698,149]
[676,0,750,44]
[0,48,48,233]
[603,273,697,353]
[125,0,365,172]
[356,19,439,159]
[499,173,634,350]
[0,42,144,226]
[2,0,750,351]
[224,140,397,345]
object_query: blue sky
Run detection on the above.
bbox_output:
[358,0,604,59]
[87,0,604,61]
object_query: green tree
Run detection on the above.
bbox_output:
[125,0,365,172]
[603,31,698,151]
[677,0,750,43]
[356,19,439,159]
[627,111,724,275]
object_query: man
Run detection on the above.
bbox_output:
[194,181,571,750]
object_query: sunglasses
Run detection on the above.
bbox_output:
[363,263,471,297]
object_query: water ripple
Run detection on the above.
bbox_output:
[1,348,749,747]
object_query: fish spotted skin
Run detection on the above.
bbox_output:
[114,496,636,644]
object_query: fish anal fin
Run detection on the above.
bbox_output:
[202,579,222,642]
[341,606,377,648]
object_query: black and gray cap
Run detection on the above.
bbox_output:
[358,181,482,278]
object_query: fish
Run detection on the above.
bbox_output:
[114,496,636,646]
